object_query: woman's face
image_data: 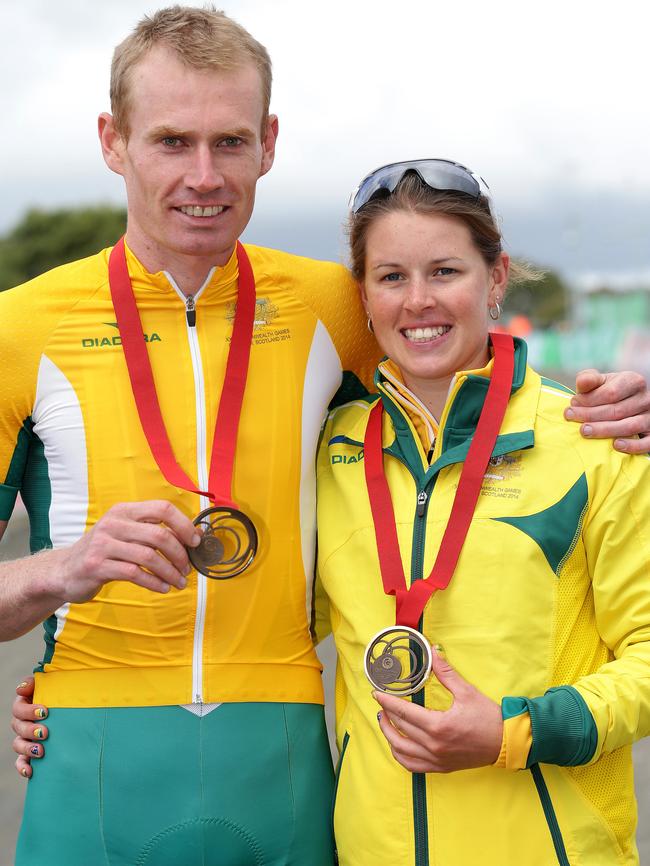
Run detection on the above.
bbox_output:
[361,209,509,399]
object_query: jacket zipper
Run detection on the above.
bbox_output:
[412,483,431,866]
[166,269,214,704]
[185,295,196,327]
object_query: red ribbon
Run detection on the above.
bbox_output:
[108,237,255,509]
[363,333,515,629]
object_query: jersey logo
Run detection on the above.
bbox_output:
[481,453,523,500]
[82,322,162,348]
[227,299,279,330]
[227,298,290,346]
[329,437,365,466]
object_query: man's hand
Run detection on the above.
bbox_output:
[565,370,650,454]
[0,499,201,641]
[12,678,46,779]
[374,650,503,774]
[52,500,201,604]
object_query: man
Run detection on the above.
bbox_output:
[2,7,649,866]
[1,8,378,865]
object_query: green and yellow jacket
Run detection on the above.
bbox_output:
[315,340,650,866]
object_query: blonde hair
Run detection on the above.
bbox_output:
[348,172,541,288]
[110,5,272,138]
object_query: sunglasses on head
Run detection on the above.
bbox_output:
[349,158,494,217]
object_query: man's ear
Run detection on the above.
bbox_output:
[259,114,279,177]
[98,112,126,177]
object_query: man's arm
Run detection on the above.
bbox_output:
[0,500,200,641]
[566,370,650,453]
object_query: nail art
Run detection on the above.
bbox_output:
[34,708,47,720]
[18,682,29,690]
[30,746,40,757]
[33,727,45,739]
[21,767,29,778]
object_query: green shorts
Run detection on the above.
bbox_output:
[16,702,335,866]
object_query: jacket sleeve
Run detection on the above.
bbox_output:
[502,450,650,769]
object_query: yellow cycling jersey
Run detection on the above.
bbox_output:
[0,242,379,708]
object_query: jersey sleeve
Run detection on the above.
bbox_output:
[290,260,382,394]
[502,450,650,768]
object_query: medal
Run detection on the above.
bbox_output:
[188,506,258,579]
[363,333,515,694]
[364,626,432,696]
[109,237,258,579]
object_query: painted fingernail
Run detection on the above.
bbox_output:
[34,708,47,720]
[33,727,45,739]
[21,767,29,778]
[18,682,29,689]
[564,408,575,420]
[377,712,383,722]
[30,746,40,757]
[582,425,593,437]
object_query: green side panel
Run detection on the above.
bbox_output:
[502,696,529,720]
[36,614,58,670]
[20,429,52,554]
[541,376,574,395]
[493,474,588,575]
[332,730,350,827]
[524,686,598,767]
[0,420,33,520]
[328,370,371,411]
[530,764,571,866]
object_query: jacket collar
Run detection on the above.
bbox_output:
[374,338,539,483]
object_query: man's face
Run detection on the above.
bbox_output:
[100,46,277,269]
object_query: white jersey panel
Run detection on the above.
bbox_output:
[33,355,89,548]
[299,320,342,620]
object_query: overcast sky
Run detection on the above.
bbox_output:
[3,0,650,282]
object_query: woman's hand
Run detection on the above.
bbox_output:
[11,677,49,778]
[374,649,503,774]
[566,369,650,453]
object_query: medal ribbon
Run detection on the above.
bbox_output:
[363,332,515,629]
[108,236,255,509]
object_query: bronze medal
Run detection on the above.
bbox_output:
[188,506,258,579]
[364,626,432,696]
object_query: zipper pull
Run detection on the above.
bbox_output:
[416,489,428,517]
[185,295,196,327]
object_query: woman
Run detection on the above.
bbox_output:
[315,159,650,866]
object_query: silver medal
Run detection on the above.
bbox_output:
[364,626,432,696]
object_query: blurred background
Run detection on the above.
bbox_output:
[1,0,649,862]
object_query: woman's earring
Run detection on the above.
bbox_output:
[488,300,502,321]
[367,315,374,334]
